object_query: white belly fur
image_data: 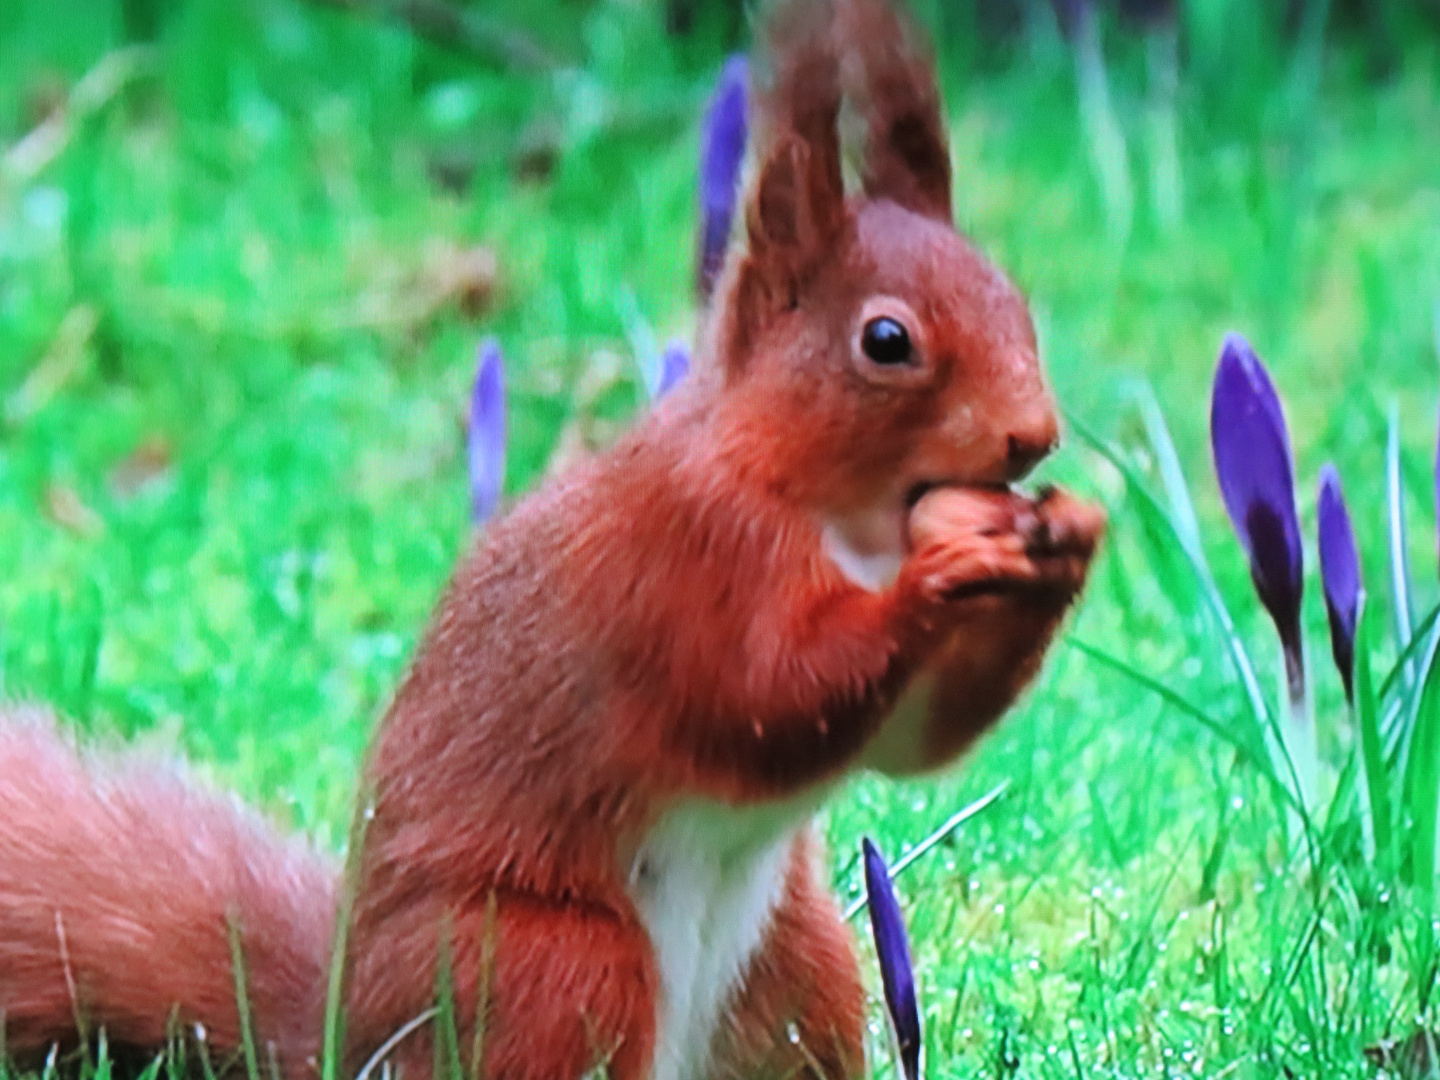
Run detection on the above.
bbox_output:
[628,792,830,1080]
[820,512,947,776]
[819,518,904,593]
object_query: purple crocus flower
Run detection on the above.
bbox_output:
[697,54,748,303]
[862,838,920,1080]
[656,340,690,399]
[1118,0,1177,27]
[468,338,506,526]
[1050,0,1091,38]
[1211,333,1305,701]
[1318,465,1361,702]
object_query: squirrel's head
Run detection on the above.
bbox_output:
[701,0,1057,535]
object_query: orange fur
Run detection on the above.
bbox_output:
[0,2,1103,1078]
[0,715,334,1074]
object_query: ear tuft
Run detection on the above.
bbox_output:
[751,138,807,251]
[715,0,846,374]
[840,0,952,222]
[745,0,846,265]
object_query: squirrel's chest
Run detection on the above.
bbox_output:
[626,797,821,1080]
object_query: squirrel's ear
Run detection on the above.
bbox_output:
[746,131,844,276]
[844,0,952,223]
[720,0,845,371]
[720,133,843,374]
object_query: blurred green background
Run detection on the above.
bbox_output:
[3,0,1440,1074]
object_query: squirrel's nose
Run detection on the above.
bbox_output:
[1003,409,1059,482]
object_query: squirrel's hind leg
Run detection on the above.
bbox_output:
[346,890,659,1080]
[708,830,865,1080]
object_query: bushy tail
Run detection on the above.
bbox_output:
[0,712,337,1077]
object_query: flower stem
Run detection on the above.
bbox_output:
[1280,637,1318,819]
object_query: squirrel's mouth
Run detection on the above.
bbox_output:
[903,479,947,509]
[903,478,1019,509]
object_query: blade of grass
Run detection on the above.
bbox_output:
[323,785,376,1080]
[1069,1,1134,241]
[1324,738,1361,841]
[1388,403,1416,689]
[1400,622,1440,1006]
[94,1028,112,1080]
[1404,628,1440,902]
[1394,613,1440,797]
[1260,891,1326,1015]
[195,1024,219,1080]
[226,910,262,1080]
[1433,299,1439,371]
[1199,810,1233,904]
[842,781,1010,920]
[469,892,499,1080]
[165,1005,186,1080]
[1068,413,1271,732]
[53,910,92,1069]
[1068,636,1279,790]
[1381,596,1438,772]
[1130,379,1210,579]
[1,46,158,188]
[433,925,463,1080]
[1070,411,1321,872]
[1088,776,1127,866]
[1119,825,1197,989]
[1378,601,1440,702]
[1354,597,1394,871]
[354,1011,440,1080]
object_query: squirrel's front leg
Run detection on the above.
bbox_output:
[863,486,1105,775]
[680,498,1073,800]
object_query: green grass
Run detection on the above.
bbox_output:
[4,0,1440,1076]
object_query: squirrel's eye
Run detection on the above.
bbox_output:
[861,317,914,366]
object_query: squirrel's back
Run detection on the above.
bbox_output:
[0,713,336,1076]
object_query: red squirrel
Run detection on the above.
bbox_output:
[0,1,1103,1078]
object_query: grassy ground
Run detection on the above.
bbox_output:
[4,0,1440,1076]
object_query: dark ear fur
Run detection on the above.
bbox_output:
[721,0,845,371]
[711,0,950,373]
[841,0,952,222]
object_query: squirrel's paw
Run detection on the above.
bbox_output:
[904,485,1104,609]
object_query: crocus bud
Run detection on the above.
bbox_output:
[1050,0,1091,38]
[697,54,748,303]
[1318,465,1361,702]
[1118,0,1177,28]
[656,340,690,399]
[862,838,920,1080]
[468,338,506,526]
[1210,333,1304,701]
